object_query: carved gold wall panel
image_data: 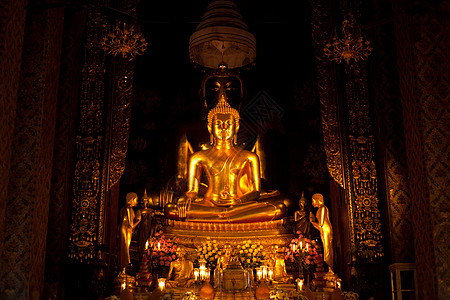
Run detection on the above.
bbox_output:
[68,0,143,262]
[345,63,383,259]
[108,58,135,189]
[310,0,345,188]
[68,10,107,261]
[310,0,383,260]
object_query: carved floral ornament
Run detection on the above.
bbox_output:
[101,21,148,59]
[324,15,372,64]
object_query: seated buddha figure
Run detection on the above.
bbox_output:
[164,90,286,223]
[167,247,195,288]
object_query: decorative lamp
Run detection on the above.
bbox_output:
[324,13,372,64]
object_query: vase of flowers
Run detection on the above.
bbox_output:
[285,233,322,279]
[196,237,220,269]
[238,240,266,269]
[149,230,179,277]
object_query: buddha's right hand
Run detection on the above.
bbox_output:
[177,197,191,218]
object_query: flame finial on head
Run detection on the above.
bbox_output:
[207,92,240,128]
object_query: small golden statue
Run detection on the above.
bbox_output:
[294,192,313,238]
[166,247,195,288]
[268,246,292,283]
[164,89,286,223]
[118,192,141,273]
[310,193,334,272]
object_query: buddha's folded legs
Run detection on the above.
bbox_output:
[164,200,286,223]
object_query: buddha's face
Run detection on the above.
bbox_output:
[212,113,237,141]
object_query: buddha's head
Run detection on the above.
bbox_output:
[207,93,240,144]
[311,193,324,207]
[126,192,138,207]
[176,246,187,258]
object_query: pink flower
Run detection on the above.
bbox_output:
[165,261,170,266]
[172,255,176,259]
[159,261,164,265]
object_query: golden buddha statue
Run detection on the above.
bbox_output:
[214,244,232,288]
[118,192,141,273]
[310,193,334,272]
[268,246,292,283]
[167,247,195,288]
[294,192,313,238]
[164,89,286,223]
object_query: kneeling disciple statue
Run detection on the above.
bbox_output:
[164,89,287,223]
[167,247,195,288]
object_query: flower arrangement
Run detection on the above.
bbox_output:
[149,230,179,270]
[238,240,266,269]
[285,233,322,272]
[270,288,289,300]
[196,237,220,269]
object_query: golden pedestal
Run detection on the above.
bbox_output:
[163,218,294,248]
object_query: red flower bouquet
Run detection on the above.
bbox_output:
[285,233,322,272]
[149,230,179,273]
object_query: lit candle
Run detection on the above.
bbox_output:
[298,279,304,291]
[268,268,273,281]
[336,281,341,289]
[306,243,309,251]
[158,278,166,291]
[121,282,126,291]
[194,268,199,281]
[145,240,149,250]
[256,268,262,281]
[261,265,267,280]
[205,268,210,281]
[292,244,296,252]
[157,242,161,251]
[200,268,205,281]
[300,241,303,249]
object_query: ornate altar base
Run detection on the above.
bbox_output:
[134,283,298,300]
[163,218,294,248]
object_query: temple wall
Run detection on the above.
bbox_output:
[0,1,65,299]
[367,0,415,263]
[0,0,28,281]
[393,1,450,299]
[43,6,87,299]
